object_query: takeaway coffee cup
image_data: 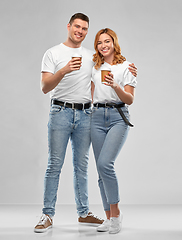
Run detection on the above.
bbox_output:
[72,54,82,61]
[101,69,111,83]
[72,54,82,70]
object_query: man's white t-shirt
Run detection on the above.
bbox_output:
[41,43,94,103]
[92,61,137,104]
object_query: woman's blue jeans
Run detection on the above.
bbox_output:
[43,104,92,217]
[91,106,130,211]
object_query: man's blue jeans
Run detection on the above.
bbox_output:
[91,106,130,211]
[43,104,92,217]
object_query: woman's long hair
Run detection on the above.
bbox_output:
[93,28,126,70]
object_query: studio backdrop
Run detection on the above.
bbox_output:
[0,0,181,205]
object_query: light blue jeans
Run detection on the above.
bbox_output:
[43,104,92,217]
[91,106,130,211]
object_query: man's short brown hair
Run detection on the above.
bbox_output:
[69,13,89,26]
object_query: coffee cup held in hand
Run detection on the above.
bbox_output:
[101,70,111,83]
[72,54,82,61]
[72,54,82,70]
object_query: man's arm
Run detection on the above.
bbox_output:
[41,58,82,94]
[128,63,137,77]
[41,70,66,94]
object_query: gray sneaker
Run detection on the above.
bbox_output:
[109,213,123,234]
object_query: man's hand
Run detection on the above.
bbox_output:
[63,57,82,74]
[128,63,137,77]
[41,58,82,94]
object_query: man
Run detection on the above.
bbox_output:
[34,13,137,233]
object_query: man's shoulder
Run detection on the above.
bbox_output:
[46,43,62,53]
[82,46,94,55]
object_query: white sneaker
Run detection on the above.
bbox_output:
[109,213,123,234]
[97,219,110,232]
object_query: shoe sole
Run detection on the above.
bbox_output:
[97,228,109,232]
[79,222,101,227]
[109,226,121,234]
[34,225,52,233]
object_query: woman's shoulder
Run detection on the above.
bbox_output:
[120,60,131,68]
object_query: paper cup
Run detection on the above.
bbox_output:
[101,70,111,83]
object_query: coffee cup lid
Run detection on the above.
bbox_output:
[72,53,82,58]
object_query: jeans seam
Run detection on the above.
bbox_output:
[75,167,81,206]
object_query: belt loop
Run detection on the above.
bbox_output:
[82,103,85,110]
[63,101,66,109]
[72,103,74,109]
[96,103,98,109]
[105,102,107,108]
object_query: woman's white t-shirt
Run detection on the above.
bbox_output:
[91,61,137,104]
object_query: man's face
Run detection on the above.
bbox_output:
[67,19,89,45]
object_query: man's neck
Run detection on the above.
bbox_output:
[63,38,81,48]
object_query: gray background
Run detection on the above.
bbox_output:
[0,0,181,206]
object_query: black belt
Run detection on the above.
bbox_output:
[52,99,91,110]
[93,103,134,127]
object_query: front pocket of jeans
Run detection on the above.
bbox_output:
[50,105,62,114]
[84,108,92,116]
[91,107,98,114]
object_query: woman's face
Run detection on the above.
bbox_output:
[97,33,114,59]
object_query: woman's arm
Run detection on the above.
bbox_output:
[113,84,135,105]
[104,73,135,105]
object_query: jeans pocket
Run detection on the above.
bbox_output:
[83,108,92,116]
[91,107,98,114]
[50,105,62,114]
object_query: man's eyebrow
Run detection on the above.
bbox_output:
[74,24,88,30]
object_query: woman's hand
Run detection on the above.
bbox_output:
[104,73,118,89]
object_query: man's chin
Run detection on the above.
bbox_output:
[75,37,84,42]
[70,36,84,45]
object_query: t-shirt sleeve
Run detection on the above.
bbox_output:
[41,49,55,73]
[91,66,96,83]
[123,62,137,88]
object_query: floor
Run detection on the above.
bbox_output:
[0,204,181,240]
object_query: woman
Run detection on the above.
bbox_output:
[91,28,137,234]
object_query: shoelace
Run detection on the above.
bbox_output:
[37,214,52,226]
[110,217,120,226]
[88,212,103,220]
[101,219,110,225]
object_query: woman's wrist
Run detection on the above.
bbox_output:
[113,82,119,90]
